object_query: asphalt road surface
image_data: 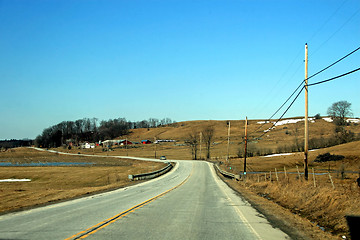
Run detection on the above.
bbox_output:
[0,160,289,240]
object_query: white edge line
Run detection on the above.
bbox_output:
[207,162,262,240]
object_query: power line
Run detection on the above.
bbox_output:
[251,43,360,138]
[311,7,360,57]
[252,48,303,115]
[251,45,360,135]
[254,3,357,120]
[265,82,303,121]
[256,86,305,139]
[307,46,360,81]
[307,0,349,44]
[250,44,360,134]
[251,66,359,138]
[253,66,359,137]
[250,81,304,135]
[308,67,360,87]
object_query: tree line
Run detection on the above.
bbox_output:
[0,139,33,150]
[35,117,175,148]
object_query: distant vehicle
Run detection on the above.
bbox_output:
[160,156,166,160]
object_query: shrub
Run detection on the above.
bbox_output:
[237,143,272,157]
[314,152,345,163]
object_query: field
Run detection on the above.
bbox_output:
[72,117,360,161]
[0,147,166,213]
[1,117,359,238]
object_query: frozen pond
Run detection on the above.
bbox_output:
[0,162,94,167]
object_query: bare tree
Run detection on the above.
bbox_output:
[185,130,199,160]
[327,100,352,126]
[148,118,159,128]
[202,126,215,160]
[160,117,174,126]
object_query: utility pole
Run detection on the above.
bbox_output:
[126,138,128,156]
[154,137,157,159]
[226,121,231,162]
[304,43,309,180]
[244,117,248,177]
[199,132,202,160]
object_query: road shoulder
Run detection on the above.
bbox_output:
[216,172,338,240]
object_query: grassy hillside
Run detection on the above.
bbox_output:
[127,117,359,142]
[98,117,360,160]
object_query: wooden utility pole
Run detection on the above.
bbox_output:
[226,121,231,162]
[304,43,309,180]
[126,138,128,156]
[199,132,202,160]
[154,137,157,159]
[244,117,248,177]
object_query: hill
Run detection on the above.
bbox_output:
[104,117,360,160]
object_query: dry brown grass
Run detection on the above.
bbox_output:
[93,118,360,161]
[69,142,193,160]
[222,176,341,240]
[222,140,360,173]
[218,141,360,239]
[128,118,359,144]
[238,175,360,238]
[0,147,166,213]
[1,119,359,237]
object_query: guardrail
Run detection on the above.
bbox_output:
[128,162,173,181]
[214,164,241,181]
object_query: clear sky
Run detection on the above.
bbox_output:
[1,0,359,140]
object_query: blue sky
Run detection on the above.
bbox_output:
[1,0,359,139]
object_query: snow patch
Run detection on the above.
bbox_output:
[322,118,359,123]
[258,118,315,126]
[0,179,31,182]
[263,153,294,158]
[274,118,315,126]
[257,121,270,124]
[259,118,315,132]
[323,117,333,122]
[347,118,360,123]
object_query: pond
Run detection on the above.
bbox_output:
[0,162,94,167]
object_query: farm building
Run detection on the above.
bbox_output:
[154,139,176,144]
[119,140,133,145]
[81,142,95,149]
[141,140,152,144]
[102,140,121,147]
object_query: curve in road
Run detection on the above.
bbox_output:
[0,159,289,240]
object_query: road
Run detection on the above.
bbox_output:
[0,160,289,240]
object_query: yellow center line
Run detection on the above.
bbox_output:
[65,162,194,240]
